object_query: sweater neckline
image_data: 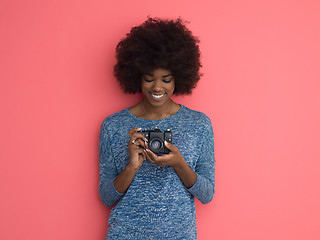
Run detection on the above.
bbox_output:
[126,104,184,122]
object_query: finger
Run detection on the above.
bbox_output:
[131,132,148,142]
[129,135,147,147]
[144,148,156,161]
[154,153,171,161]
[141,150,147,160]
[138,151,147,161]
[135,148,145,154]
[145,150,169,166]
[128,142,140,150]
[145,149,165,165]
[132,138,146,148]
[130,147,145,156]
[164,141,177,152]
[128,127,142,136]
[128,138,141,148]
[128,127,141,134]
[144,149,157,164]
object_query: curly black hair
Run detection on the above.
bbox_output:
[113,17,202,95]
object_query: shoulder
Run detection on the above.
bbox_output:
[180,105,212,127]
[100,108,131,130]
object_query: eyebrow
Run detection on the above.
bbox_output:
[144,73,173,77]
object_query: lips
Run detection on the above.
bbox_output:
[152,93,164,99]
[150,92,166,101]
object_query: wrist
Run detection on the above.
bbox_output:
[172,156,187,171]
[126,163,140,173]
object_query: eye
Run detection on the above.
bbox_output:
[144,78,153,83]
[163,78,173,83]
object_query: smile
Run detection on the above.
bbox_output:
[152,93,165,99]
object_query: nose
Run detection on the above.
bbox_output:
[152,79,163,92]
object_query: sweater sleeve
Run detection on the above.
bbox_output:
[187,116,215,204]
[99,119,125,207]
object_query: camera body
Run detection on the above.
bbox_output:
[138,128,172,155]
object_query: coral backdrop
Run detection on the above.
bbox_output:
[1,0,319,239]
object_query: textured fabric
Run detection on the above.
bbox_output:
[99,105,215,240]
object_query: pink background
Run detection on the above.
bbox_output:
[1,0,320,239]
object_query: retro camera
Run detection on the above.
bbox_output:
[138,128,172,155]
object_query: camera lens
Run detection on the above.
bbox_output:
[149,138,163,151]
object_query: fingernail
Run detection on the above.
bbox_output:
[164,141,168,144]
[137,128,142,130]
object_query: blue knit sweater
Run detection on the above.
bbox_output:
[99,105,215,239]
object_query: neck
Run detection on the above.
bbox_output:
[141,99,173,120]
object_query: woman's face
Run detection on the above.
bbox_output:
[141,68,175,108]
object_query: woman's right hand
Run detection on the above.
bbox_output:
[127,128,148,171]
[113,128,148,194]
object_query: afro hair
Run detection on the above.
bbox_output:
[113,17,202,95]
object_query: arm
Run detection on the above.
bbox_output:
[144,116,215,204]
[187,117,215,204]
[98,119,124,207]
[113,128,147,193]
[99,124,147,207]
[145,144,197,189]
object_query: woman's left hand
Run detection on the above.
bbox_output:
[144,141,185,168]
[146,141,197,189]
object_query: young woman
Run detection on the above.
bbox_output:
[99,17,215,239]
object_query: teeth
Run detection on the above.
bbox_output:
[152,94,164,99]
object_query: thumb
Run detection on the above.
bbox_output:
[164,141,176,151]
